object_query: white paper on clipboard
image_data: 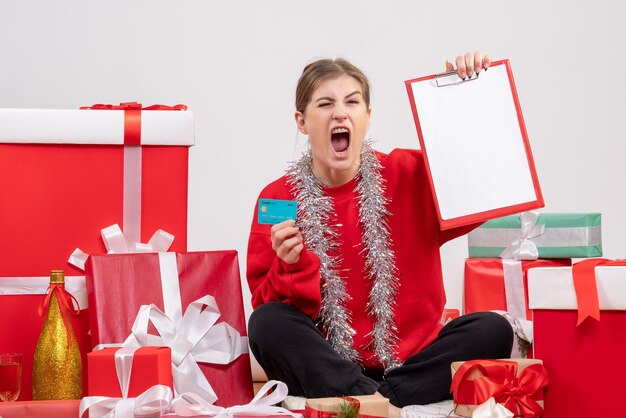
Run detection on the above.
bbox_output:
[406,60,543,229]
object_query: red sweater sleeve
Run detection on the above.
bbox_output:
[438,221,484,246]
[246,185,322,319]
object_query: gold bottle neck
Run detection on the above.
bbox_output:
[50,270,65,284]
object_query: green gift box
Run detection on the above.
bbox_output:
[468,212,602,259]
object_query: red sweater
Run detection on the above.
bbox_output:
[247,149,477,370]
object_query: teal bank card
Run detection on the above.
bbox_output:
[258,199,298,225]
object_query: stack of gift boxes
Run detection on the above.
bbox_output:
[3,105,624,418]
[0,105,256,416]
[450,211,623,418]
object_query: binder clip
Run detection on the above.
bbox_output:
[434,70,480,87]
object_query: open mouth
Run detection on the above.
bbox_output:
[331,127,350,153]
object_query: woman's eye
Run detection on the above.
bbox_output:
[348,99,360,105]
[318,102,331,107]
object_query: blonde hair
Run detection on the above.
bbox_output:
[295,58,371,113]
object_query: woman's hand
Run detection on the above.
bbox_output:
[271,220,304,264]
[445,51,492,79]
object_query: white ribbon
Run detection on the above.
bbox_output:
[500,261,531,356]
[171,380,302,418]
[115,347,139,399]
[501,260,527,321]
[500,312,533,345]
[0,275,88,308]
[472,398,514,418]
[499,211,544,261]
[492,310,533,358]
[123,145,142,247]
[79,347,173,418]
[497,214,539,333]
[123,295,248,403]
[68,223,174,270]
[469,226,601,249]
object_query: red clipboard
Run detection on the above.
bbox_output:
[405,59,543,230]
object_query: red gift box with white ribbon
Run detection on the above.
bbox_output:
[85,250,254,407]
[464,258,571,321]
[81,346,174,418]
[0,103,192,401]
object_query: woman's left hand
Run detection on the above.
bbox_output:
[445,51,491,79]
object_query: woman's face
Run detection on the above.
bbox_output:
[295,74,371,187]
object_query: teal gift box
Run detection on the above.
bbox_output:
[468,212,602,259]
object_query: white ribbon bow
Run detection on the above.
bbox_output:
[472,397,514,418]
[499,211,545,261]
[493,310,533,358]
[500,311,533,345]
[171,380,302,418]
[123,295,248,403]
[79,347,174,418]
[69,223,174,270]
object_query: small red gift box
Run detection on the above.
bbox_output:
[464,258,570,320]
[87,346,173,397]
[85,250,253,406]
[441,308,460,325]
[305,394,389,418]
[0,105,192,400]
[451,359,548,418]
[528,260,626,418]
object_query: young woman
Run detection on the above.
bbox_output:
[246,52,513,412]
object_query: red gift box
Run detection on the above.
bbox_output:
[528,261,626,418]
[305,394,389,418]
[87,346,173,397]
[464,258,570,320]
[0,105,192,401]
[85,250,254,406]
[441,308,460,325]
[450,359,548,418]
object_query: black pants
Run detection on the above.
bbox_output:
[248,302,513,407]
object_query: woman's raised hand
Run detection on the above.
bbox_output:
[445,51,492,79]
[271,220,304,264]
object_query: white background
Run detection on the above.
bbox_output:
[2,0,625,377]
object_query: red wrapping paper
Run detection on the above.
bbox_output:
[534,310,626,417]
[85,250,253,406]
[87,346,173,397]
[0,144,188,278]
[464,258,570,319]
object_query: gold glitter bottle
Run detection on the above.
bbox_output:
[32,270,82,399]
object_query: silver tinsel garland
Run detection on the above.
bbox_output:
[286,141,401,370]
